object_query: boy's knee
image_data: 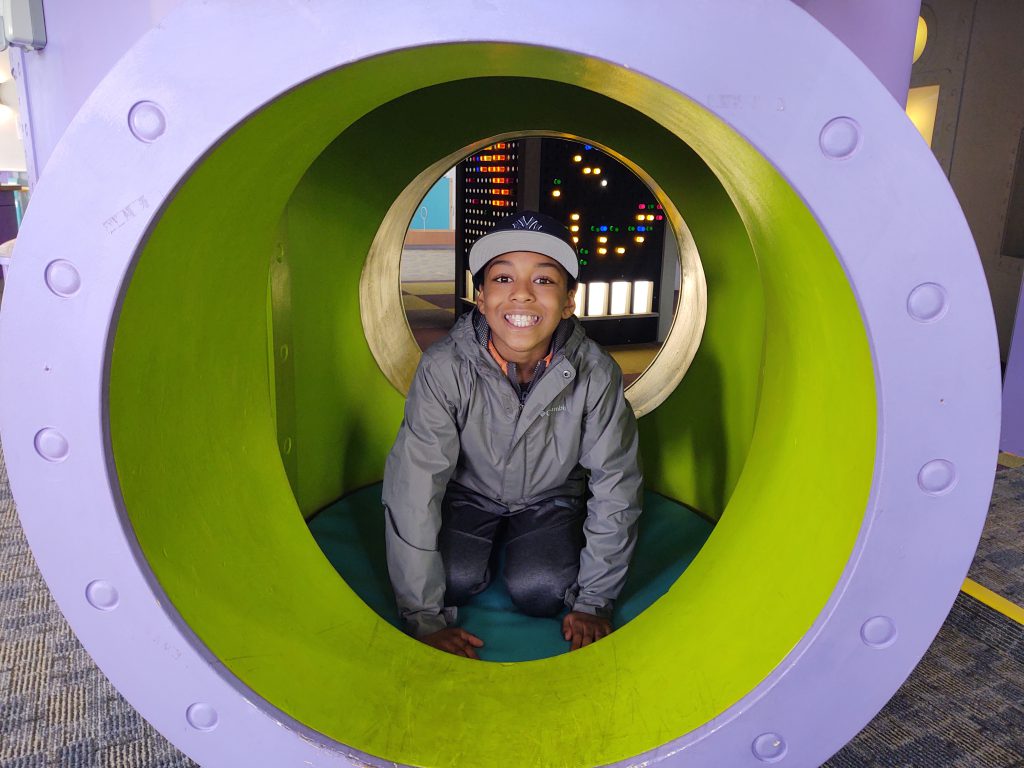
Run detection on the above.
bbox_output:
[506,573,568,617]
[445,563,491,606]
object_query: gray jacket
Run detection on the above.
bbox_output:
[382,311,643,637]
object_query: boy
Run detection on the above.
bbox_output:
[383,210,642,658]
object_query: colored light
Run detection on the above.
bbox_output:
[639,204,646,209]
[584,144,593,150]
[598,236,608,243]
[580,259,588,266]
[583,167,592,174]
[597,247,608,255]
[587,282,609,316]
[646,214,655,221]
[610,281,632,316]
[551,189,561,197]
[633,281,654,314]
[573,154,582,162]
[656,214,663,220]
[638,226,646,232]
[600,226,608,232]
[636,214,646,221]
[572,236,579,243]
[570,225,579,232]
[593,167,601,175]
[574,283,587,317]
[571,213,580,221]
[601,180,608,187]
[635,236,645,243]
[615,247,626,254]
[554,178,561,185]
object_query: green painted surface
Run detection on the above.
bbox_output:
[279,75,763,518]
[108,45,876,768]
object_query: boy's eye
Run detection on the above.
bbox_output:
[493,275,512,283]
[534,276,554,284]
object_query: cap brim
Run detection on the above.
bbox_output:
[468,230,579,279]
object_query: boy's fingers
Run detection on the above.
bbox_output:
[461,631,484,647]
[571,627,585,651]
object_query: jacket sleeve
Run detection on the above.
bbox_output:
[382,355,462,637]
[572,360,643,618]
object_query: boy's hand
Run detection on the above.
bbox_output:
[419,627,485,659]
[562,611,613,650]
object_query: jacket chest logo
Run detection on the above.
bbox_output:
[540,404,568,417]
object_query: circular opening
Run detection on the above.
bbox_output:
[108,44,876,768]
[366,133,706,417]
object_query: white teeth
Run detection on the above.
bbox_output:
[505,313,539,328]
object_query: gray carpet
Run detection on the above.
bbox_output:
[968,465,1024,607]
[1,440,1021,767]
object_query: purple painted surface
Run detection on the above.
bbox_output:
[10,0,185,184]
[1000,276,1024,454]
[793,0,921,108]
[0,1,1000,767]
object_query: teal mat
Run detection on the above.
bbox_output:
[309,485,713,662]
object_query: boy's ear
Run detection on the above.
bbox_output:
[475,282,485,312]
[562,288,576,319]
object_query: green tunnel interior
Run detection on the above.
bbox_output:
[108,45,877,768]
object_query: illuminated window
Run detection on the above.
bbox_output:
[574,283,587,317]
[913,16,927,63]
[610,281,632,316]
[632,281,654,314]
[906,85,940,146]
[587,282,609,316]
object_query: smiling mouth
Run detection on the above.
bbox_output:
[505,313,541,328]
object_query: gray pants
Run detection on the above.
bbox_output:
[439,483,586,617]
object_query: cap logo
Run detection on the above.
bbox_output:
[512,215,543,231]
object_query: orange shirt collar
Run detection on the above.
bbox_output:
[487,338,554,377]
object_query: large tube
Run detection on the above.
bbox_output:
[0,2,999,766]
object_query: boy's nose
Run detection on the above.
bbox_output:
[510,283,535,301]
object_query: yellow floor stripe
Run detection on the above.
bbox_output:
[998,451,1024,468]
[961,578,1024,625]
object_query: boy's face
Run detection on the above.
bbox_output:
[476,251,576,366]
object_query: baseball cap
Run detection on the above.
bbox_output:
[468,210,579,280]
